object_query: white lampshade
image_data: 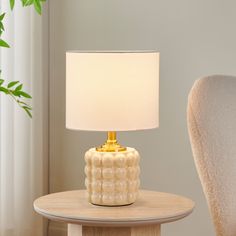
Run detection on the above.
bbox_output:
[66,51,159,131]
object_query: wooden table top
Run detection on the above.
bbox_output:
[34,190,194,227]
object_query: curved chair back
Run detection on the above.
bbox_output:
[187,75,236,236]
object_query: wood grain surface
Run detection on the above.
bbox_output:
[68,224,161,236]
[34,190,194,227]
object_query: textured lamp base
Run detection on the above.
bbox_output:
[84,147,140,206]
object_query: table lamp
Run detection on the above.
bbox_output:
[66,51,159,206]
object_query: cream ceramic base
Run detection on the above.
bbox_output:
[84,147,140,206]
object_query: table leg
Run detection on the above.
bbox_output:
[68,224,161,236]
[68,224,82,236]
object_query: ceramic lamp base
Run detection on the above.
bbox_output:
[84,147,140,206]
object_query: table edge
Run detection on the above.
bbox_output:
[34,204,194,227]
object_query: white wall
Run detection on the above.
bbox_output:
[49,0,236,235]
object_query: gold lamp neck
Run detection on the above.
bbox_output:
[96,131,127,152]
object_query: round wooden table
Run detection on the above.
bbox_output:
[34,190,194,236]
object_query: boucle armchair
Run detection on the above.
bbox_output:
[187,75,236,236]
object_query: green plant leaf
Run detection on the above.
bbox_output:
[0,79,4,86]
[15,84,23,91]
[22,0,34,6]
[0,13,5,21]
[23,106,32,110]
[0,22,5,31]
[22,0,27,6]
[12,90,21,97]
[21,0,46,15]
[0,39,10,48]
[10,0,15,10]
[0,87,9,94]
[34,0,42,14]
[23,107,32,118]
[18,91,32,98]
[18,100,28,106]
[8,81,19,88]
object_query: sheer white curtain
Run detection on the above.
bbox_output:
[0,1,48,236]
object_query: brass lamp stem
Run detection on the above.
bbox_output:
[96,131,127,152]
[107,131,116,142]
